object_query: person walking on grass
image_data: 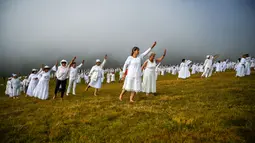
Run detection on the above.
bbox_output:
[119,41,157,102]
[85,55,107,96]
[141,49,166,96]
[66,60,84,96]
[53,57,76,100]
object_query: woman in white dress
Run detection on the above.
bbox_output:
[178,59,192,79]
[10,74,21,99]
[236,56,246,77]
[142,49,166,96]
[215,61,222,73]
[26,69,39,97]
[33,63,57,100]
[107,72,111,83]
[85,55,107,96]
[119,41,157,102]
[245,55,251,76]
[111,72,116,83]
[5,77,12,97]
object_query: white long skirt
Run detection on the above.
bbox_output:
[142,70,156,94]
[236,64,245,77]
[123,77,142,93]
[178,67,190,79]
[26,82,38,97]
[33,80,49,100]
[12,87,20,97]
[89,78,102,89]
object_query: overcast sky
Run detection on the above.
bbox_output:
[0,0,255,76]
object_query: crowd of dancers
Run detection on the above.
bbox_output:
[4,42,254,102]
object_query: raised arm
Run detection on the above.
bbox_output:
[100,55,107,68]
[68,57,76,68]
[140,41,157,58]
[77,60,85,69]
[156,49,166,63]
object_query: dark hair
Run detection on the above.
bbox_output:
[72,62,76,64]
[238,58,241,62]
[131,47,140,56]
[182,59,185,62]
[218,61,220,63]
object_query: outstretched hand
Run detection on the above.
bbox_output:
[163,49,167,56]
[104,54,108,59]
[82,60,85,64]
[151,41,157,49]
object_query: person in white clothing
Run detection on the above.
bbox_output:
[26,69,39,97]
[66,60,84,95]
[85,55,107,96]
[110,72,116,83]
[5,78,13,97]
[22,77,29,94]
[119,69,124,83]
[10,74,21,99]
[142,49,166,96]
[119,41,157,102]
[236,55,246,77]
[178,59,192,79]
[33,63,57,100]
[84,73,90,84]
[53,57,76,99]
[107,72,111,83]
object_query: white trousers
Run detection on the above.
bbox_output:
[67,78,77,94]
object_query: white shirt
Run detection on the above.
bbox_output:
[69,64,83,79]
[56,66,70,81]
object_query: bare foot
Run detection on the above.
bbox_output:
[52,95,56,99]
[130,100,135,103]
[119,96,123,101]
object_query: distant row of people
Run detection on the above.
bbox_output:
[4,41,254,102]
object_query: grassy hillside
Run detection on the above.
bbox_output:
[0,71,255,143]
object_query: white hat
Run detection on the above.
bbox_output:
[8,77,12,80]
[96,59,101,63]
[32,69,37,72]
[44,65,50,69]
[206,55,210,58]
[60,59,67,63]
[12,74,17,77]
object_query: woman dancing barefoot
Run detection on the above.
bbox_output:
[119,41,157,102]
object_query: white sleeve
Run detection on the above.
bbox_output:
[77,63,83,69]
[100,59,106,69]
[123,57,131,72]
[89,66,95,77]
[139,47,152,59]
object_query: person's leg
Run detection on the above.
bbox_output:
[66,78,73,95]
[94,88,98,96]
[73,80,77,95]
[130,92,136,102]
[119,89,126,101]
[53,80,61,99]
[60,79,67,98]
[85,85,91,91]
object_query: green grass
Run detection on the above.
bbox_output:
[0,71,255,143]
